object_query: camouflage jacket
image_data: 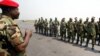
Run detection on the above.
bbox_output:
[60,21,67,31]
[77,22,84,34]
[0,15,25,56]
[67,21,74,32]
[87,22,96,36]
[53,21,59,28]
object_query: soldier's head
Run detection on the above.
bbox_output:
[86,17,89,21]
[69,18,72,22]
[50,18,52,21]
[79,18,82,23]
[62,18,65,22]
[0,0,19,20]
[55,17,57,21]
[91,16,95,22]
[45,18,47,21]
[41,17,43,21]
[99,18,100,21]
[74,17,77,22]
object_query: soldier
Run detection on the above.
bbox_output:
[83,17,89,42]
[76,19,84,46]
[52,17,59,37]
[73,17,78,43]
[60,18,67,41]
[44,18,48,36]
[85,17,96,50]
[97,18,100,46]
[67,18,74,43]
[0,0,32,56]
[38,18,41,33]
[49,18,53,36]
[40,17,44,34]
[34,20,38,33]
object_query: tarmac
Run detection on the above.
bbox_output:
[16,20,100,56]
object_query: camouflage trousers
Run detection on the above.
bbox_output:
[85,34,96,48]
[76,32,84,45]
[44,27,48,36]
[60,29,66,40]
[67,31,74,43]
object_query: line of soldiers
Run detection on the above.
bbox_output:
[34,16,100,50]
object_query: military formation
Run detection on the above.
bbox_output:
[34,17,100,50]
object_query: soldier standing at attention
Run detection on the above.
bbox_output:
[40,17,44,34]
[83,17,89,42]
[44,18,48,36]
[38,18,41,33]
[85,17,96,50]
[49,18,53,36]
[52,17,59,37]
[34,20,38,33]
[73,17,78,43]
[67,18,74,43]
[97,18,100,46]
[0,0,32,56]
[60,18,67,41]
[76,19,84,46]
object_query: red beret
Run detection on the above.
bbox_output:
[0,0,19,8]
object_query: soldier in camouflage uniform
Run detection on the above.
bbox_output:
[49,18,53,36]
[38,18,41,33]
[44,18,48,36]
[76,19,84,46]
[73,17,78,43]
[83,17,89,42]
[0,0,32,56]
[67,18,74,43]
[52,17,59,37]
[60,18,67,41]
[85,17,96,50]
[34,20,38,33]
[40,17,44,34]
[97,18,100,46]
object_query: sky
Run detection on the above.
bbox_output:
[1,0,100,21]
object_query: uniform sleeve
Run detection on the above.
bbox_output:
[6,25,24,47]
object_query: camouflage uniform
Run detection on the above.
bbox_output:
[73,17,78,43]
[60,18,67,40]
[38,19,41,33]
[40,17,44,34]
[49,18,53,36]
[0,15,25,56]
[67,18,74,43]
[83,17,89,42]
[85,17,96,50]
[76,19,84,46]
[52,18,59,37]
[44,19,48,36]
[34,20,38,33]
[97,18,100,46]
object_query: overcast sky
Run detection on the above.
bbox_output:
[1,0,100,21]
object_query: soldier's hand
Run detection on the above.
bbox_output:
[25,29,32,38]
